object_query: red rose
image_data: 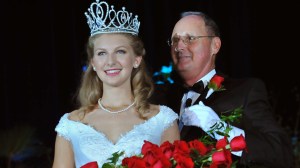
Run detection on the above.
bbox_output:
[230,134,247,151]
[210,75,224,88]
[141,140,159,155]
[173,140,190,158]
[122,156,146,168]
[215,137,228,150]
[208,75,225,91]
[141,140,171,168]
[173,154,194,168]
[150,158,172,168]
[188,139,209,156]
[80,161,98,168]
[211,150,232,168]
[143,149,171,168]
[142,143,160,165]
[160,141,175,159]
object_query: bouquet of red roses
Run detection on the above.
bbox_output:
[83,131,246,168]
[82,107,246,168]
[81,75,247,168]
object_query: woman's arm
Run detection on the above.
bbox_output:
[52,135,75,168]
[161,120,180,144]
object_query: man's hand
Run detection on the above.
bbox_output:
[182,101,245,146]
[181,101,220,132]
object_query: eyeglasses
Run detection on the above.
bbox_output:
[167,35,215,47]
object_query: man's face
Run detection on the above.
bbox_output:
[170,15,220,86]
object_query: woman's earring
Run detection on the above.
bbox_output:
[134,64,138,68]
[174,47,179,52]
[93,66,96,71]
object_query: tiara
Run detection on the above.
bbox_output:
[85,0,140,36]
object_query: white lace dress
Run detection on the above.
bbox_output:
[55,105,178,168]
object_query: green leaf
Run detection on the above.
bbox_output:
[102,163,115,168]
[106,151,125,164]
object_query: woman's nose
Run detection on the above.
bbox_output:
[106,54,116,66]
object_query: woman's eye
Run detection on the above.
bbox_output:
[96,51,105,56]
[116,50,126,54]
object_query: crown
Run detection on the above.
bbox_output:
[85,0,140,36]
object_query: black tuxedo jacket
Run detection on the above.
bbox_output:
[152,75,294,168]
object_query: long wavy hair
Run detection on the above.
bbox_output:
[76,33,154,119]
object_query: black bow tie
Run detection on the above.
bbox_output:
[184,80,204,94]
[184,80,206,108]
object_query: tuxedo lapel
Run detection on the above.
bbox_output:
[202,88,220,105]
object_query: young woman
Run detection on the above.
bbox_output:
[52,1,179,167]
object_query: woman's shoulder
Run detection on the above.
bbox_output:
[55,110,83,141]
[145,104,160,118]
[148,104,178,118]
[68,109,84,122]
[56,109,84,123]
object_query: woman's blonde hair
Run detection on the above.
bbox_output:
[76,33,154,119]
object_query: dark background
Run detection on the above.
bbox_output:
[1,0,299,165]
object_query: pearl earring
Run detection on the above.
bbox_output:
[93,66,96,71]
[174,47,179,52]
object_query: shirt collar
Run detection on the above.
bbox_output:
[196,69,216,87]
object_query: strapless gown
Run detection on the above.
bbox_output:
[55,105,178,168]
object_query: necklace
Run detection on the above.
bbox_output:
[98,98,136,114]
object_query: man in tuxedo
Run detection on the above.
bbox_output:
[165,11,294,167]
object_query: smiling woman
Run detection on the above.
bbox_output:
[90,34,142,88]
[52,0,180,167]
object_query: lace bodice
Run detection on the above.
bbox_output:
[55,105,178,168]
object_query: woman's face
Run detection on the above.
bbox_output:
[91,34,142,88]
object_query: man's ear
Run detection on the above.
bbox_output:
[211,37,221,55]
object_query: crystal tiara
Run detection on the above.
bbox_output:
[85,0,140,36]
